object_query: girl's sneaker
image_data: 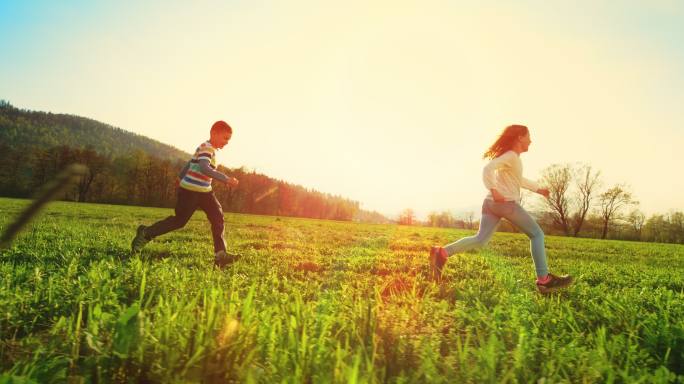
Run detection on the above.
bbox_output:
[536,273,573,294]
[429,246,448,281]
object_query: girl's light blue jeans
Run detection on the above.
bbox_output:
[444,199,549,277]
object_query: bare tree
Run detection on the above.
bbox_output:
[627,209,645,239]
[598,185,637,239]
[572,164,602,236]
[540,164,573,235]
[464,211,475,230]
[398,208,415,225]
[433,211,455,228]
[427,212,439,227]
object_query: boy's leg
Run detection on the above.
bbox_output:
[145,188,199,240]
[503,204,549,278]
[198,191,226,254]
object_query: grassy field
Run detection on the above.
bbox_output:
[0,197,683,383]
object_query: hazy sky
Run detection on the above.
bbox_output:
[2,0,683,219]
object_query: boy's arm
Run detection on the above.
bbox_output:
[178,162,190,179]
[198,159,230,183]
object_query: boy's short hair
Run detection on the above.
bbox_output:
[211,120,232,135]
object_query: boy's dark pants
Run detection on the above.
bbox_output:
[145,187,226,253]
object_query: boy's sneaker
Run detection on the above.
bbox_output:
[214,250,235,269]
[536,273,573,294]
[429,246,448,281]
[131,225,150,253]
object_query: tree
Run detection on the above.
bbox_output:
[643,214,667,243]
[641,211,684,244]
[436,211,456,227]
[626,209,645,240]
[398,209,415,225]
[74,147,106,202]
[355,210,389,224]
[669,212,684,244]
[0,143,32,197]
[427,212,439,227]
[463,211,475,230]
[598,185,637,239]
[572,164,601,236]
[540,164,573,235]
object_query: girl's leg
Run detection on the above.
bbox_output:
[503,204,549,277]
[444,213,501,256]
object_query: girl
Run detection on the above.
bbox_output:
[429,124,573,293]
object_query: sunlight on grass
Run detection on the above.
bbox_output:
[1,197,683,382]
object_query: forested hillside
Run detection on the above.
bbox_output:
[0,100,188,162]
[0,100,387,222]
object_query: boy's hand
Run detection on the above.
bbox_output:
[537,188,550,198]
[227,177,239,187]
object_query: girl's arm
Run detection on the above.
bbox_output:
[482,152,514,190]
[522,177,549,197]
[521,177,540,192]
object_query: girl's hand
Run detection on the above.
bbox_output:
[491,189,506,202]
[227,177,239,187]
[537,188,550,198]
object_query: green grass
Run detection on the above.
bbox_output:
[1,197,683,383]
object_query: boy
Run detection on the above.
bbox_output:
[131,120,239,268]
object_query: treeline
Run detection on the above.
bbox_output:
[534,163,684,244]
[420,163,684,245]
[536,209,684,244]
[399,209,477,229]
[0,143,364,221]
[0,100,378,221]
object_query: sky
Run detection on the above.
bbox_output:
[2,0,683,220]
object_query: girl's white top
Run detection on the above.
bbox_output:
[482,150,540,202]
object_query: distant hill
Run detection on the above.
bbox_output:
[0,99,389,222]
[0,100,189,162]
